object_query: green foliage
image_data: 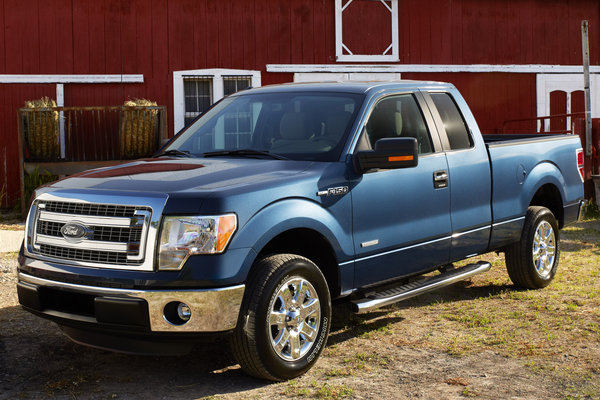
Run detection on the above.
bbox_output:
[583,199,600,220]
[23,168,58,209]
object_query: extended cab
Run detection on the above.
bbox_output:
[17,81,585,380]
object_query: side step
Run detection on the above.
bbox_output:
[350,261,491,313]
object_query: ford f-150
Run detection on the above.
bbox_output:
[17,81,585,380]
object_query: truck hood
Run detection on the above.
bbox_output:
[48,157,316,194]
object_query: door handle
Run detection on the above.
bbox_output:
[433,170,448,189]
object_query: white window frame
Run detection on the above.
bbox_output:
[335,0,399,62]
[536,73,600,132]
[173,68,261,133]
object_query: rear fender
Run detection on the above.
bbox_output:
[521,162,566,214]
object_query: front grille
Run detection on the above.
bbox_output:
[30,200,152,269]
[39,244,129,265]
[37,220,142,243]
[43,201,137,217]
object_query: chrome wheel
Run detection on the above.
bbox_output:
[268,276,321,361]
[532,220,556,279]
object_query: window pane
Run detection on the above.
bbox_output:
[430,93,473,150]
[183,76,212,125]
[365,95,433,154]
[223,76,251,96]
[169,92,364,162]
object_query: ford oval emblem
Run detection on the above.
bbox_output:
[61,223,88,240]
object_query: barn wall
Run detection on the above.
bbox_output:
[402,73,538,134]
[1,0,599,207]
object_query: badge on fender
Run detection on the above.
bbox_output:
[317,186,349,197]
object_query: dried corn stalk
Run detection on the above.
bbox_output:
[23,97,59,160]
[120,99,158,158]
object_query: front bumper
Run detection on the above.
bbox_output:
[17,272,244,333]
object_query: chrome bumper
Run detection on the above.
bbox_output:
[18,272,244,333]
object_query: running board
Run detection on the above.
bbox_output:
[350,261,491,314]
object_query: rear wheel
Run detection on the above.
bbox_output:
[231,254,331,381]
[505,206,560,289]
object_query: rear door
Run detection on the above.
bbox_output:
[351,92,452,288]
[422,90,492,261]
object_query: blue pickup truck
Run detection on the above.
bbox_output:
[18,81,585,380]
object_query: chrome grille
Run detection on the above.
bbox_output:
[37,220,142,243]
[43,201,137,217]
[39,244,128,264]
[29,199,153,269]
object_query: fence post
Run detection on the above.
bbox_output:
[16,110,26,216]
[582,20,593,156]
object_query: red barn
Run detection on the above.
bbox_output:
[1,0,599,208]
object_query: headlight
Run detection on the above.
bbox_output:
[158,214,237,270]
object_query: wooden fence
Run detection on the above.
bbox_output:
[17,105,167,212]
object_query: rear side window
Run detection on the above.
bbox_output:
[430,93,473,150]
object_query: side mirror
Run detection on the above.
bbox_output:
[355,137,418,173]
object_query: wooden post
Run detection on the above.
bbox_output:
[16,109,26,216]
[582,20,593,156]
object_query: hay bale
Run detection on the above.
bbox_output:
[23,97,59,160]
[120,99,158,158]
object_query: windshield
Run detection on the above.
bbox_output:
[165,91,364,161]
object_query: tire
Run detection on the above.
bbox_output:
[505,206,560,289]
[231,254,331,381]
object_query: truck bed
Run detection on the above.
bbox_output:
[483,133,583,249]
[482,133,575,145]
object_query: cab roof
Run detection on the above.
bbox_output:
[235,80,455,96]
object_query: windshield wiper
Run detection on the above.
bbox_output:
[154,149,192,158]
[203,149,288,160]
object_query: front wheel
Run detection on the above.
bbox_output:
[231,254,331,381]
[505,206,560,289]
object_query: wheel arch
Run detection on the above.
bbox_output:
[522,162,566,227]
[529,183,564,228]
[256,228,341,298]
[231,198,353,299]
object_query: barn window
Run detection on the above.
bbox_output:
[173,69,261,133]
[223,76,252,96]
[183,76,212,126]
[335,0,399,62]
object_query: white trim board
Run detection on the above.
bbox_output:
[294,72,402,82]
[0,75,144,83]
[267,64,600,74]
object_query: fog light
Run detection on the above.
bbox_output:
[177,303,191,321]
[164,301,192,325]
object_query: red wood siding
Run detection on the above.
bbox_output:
[1,0,599,207]
[403,72,538,134]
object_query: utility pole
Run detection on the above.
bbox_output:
[582,20,592,156]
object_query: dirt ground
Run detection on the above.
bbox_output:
[1,221,599,400]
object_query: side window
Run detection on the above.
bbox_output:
[430,93,473,150]
[364,94,433,155]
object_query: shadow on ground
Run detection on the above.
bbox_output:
[0,305,268,399]
[0,265,545,399]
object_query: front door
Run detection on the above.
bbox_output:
[351,93,452,288]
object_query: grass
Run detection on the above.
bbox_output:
[300,218,600,399]
[383,219,600,398]
[284,380,353,399]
